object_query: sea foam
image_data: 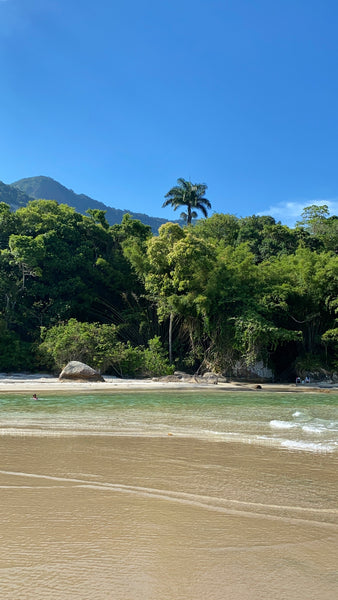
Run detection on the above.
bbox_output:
[280,439,335,453]
[270,420,297,430]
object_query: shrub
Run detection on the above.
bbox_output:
[39,319,119,371]
[39,320,174,377]
[0,322,36,371]
[143,336,174,376]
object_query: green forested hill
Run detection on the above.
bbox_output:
[0,180,33,210]
[11,176,170,233]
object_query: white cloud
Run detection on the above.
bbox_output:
[258,199,338,227]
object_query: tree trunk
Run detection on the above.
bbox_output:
[187,204,192,225]
[169,312,173,363]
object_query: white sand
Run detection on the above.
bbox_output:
[0,373,336,393]
[0,373,247,392]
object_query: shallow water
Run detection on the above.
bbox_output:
[0,390,337,453]
[0,391,337,599]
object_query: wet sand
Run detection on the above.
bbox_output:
[0,435,337,599]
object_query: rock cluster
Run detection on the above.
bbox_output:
[153,371,229,385]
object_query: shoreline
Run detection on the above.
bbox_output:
[0,374,337,393]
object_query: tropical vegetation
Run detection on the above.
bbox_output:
[162,178,211,224]
[0,187,337,380]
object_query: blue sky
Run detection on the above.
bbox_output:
[1,0,338,226]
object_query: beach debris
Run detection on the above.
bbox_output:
[59,361,105,382]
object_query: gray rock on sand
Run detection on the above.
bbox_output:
[154,372,220,385]
[59,361,105,382]
[153,375,182,382]
[202,372,219,384]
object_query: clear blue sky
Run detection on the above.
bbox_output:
[1,0,338,226]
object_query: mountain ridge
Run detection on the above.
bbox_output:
[6,176,174,233]
[0,180,33,211]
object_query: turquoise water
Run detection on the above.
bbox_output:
[0,391,338,453]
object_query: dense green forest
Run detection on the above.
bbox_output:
[0,197,337,380]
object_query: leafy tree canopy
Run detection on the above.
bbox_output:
[163,178,211,225]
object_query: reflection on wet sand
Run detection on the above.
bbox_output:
[0,436,337,599]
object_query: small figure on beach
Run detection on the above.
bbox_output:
[296,377,301,385]
[305,376,310,384]
[32,393,39,400]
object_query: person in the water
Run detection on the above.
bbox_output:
[32,393,39,400]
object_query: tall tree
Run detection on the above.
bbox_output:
[296,204,330,234]
[162,178,211,224]
[143,224,216,364]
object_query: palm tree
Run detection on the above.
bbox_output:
[162,178,211,225]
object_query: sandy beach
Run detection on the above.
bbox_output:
[0,376,337,599]
[0,373,337,393]
[1,435,337,600]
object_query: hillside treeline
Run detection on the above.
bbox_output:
[0,200,337,379]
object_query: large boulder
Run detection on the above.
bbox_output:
[202,371,219,384]
[59,361,105,382]
[232,360,273,383]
